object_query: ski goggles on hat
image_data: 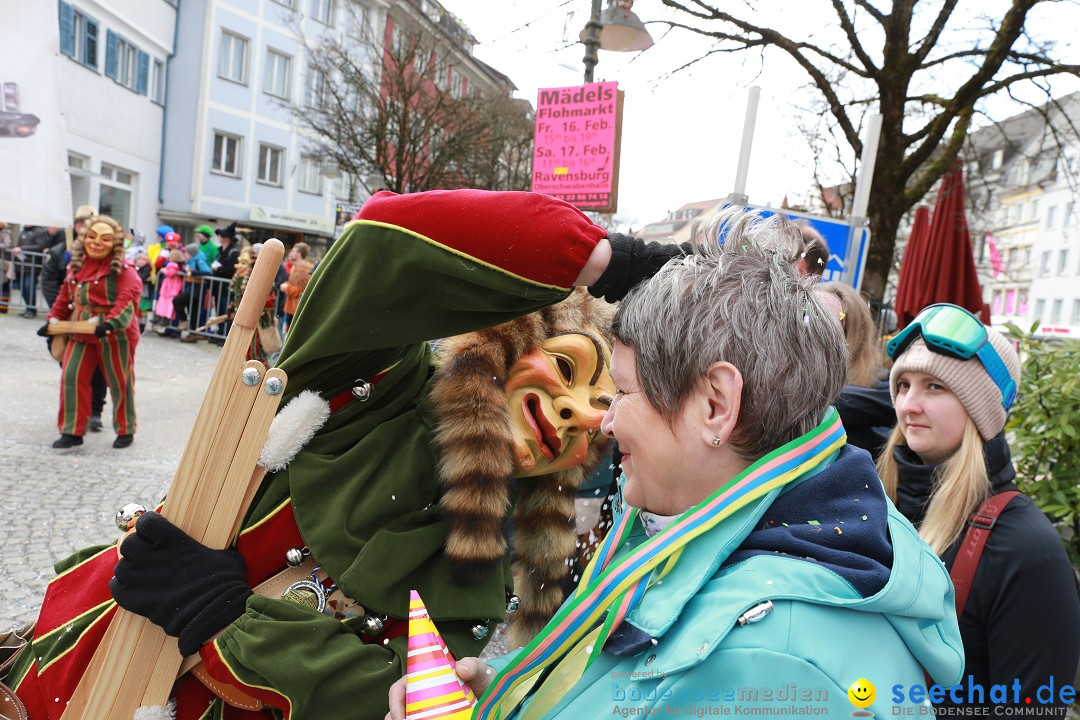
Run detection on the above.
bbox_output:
[887,303,1017,410]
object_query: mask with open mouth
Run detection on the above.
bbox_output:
[504,329,615,477]
[430,288,616,644]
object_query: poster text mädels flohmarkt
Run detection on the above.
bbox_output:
[532,81,623,213]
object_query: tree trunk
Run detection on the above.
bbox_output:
[864,198,904,306]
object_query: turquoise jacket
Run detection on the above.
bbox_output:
[489,446,964,718]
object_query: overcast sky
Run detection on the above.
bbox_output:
[439,0,1080,230]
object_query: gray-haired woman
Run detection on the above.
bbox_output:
[389,208,965,719]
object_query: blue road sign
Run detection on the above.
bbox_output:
[729,205,872,290]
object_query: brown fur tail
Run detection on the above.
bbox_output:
[432,313,544,581]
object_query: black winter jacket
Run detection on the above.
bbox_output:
[893,435,1080,717]
[836,375,895,460]
[17,226,54,254]
[40,240,68,309]
[213,244,240,280]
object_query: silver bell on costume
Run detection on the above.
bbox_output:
[360,615,385,636]
[351,379,372,401]
[115,503,147,531]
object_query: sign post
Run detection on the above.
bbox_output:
[532,81,623,213]
[334,201,364,238]
[728,86,761,206]
[846,113,882,292]
[721,98,880,291]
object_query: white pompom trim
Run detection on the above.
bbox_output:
[133,700,175,720]
[258,390,331,472]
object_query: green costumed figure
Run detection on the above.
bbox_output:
[11,190,649,720]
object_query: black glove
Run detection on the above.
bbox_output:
[94,323,109,338]
[36,323,50,337]
[587,233,694,303]
[111,512,252,656]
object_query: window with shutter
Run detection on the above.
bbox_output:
[58,2,75,58]
[152,59,165,104]
[138,51,149,95]
[105,29,118,79]
[67,9,98,68]
[83,18,98,67]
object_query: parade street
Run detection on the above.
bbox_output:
[0,315,219,631]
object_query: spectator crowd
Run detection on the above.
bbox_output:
[0,215,318,357]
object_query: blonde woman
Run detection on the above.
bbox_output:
[878,303,1079,717]
[824,282,894,459]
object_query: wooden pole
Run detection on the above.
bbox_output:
[62,239,286,720]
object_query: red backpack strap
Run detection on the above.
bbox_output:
[950,490,1022,618]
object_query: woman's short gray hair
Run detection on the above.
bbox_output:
[611,207,848,460]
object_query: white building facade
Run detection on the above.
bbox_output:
[967,93,1080,340]
[58,0,177,232]
[159,0,388,248]
[48,0,517,247]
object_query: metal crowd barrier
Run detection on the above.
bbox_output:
[0,248,47,315]
[0,249,245,347]
[150,273,234,344]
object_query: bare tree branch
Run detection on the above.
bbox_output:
[852,0,886,24]
[901,0,1039,169]
[828,0,880,73]
[659,12,865,150]
[289,13,533,196]
[658,0,1078,302]
[920,48,991,70]
[912,0,960,65]
[978,64,1080,98]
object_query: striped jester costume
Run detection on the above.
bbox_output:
[48,215,141,437]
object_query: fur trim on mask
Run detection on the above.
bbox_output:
[506,438,608,647]
[429,288,613,645]
[69,214,126,274]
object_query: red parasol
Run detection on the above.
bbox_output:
[894,160,989,329]
[894,204,931,330]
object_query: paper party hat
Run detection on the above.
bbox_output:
[405,589,476,720]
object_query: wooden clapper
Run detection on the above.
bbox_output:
[61,239,288,719]
[46,321,101,336]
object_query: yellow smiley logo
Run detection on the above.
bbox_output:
[847,678,876,709]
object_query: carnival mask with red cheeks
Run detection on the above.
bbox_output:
[84,222,117,261]
[505,329,616,478]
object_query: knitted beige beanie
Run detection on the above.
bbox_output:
[889,330,1021,441]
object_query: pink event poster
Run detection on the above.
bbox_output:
[532,81,620,210]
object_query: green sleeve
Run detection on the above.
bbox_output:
[276,221,570,399]
[213,595,489,720]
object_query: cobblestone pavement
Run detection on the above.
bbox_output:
[0,314,221,631]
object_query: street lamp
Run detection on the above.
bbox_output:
[579,0,654,83]
[364,173,388,194]
[319,159,342,184]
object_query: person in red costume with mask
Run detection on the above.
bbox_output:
[39,214,142,449]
